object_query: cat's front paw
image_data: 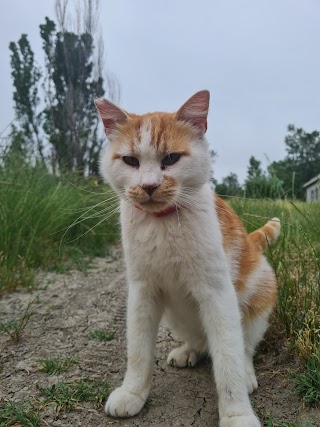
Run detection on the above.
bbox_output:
[105,386,145,418]
[220,414,261,427]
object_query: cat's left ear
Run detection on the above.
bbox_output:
[94,98,128,135]
[176,90,210,135]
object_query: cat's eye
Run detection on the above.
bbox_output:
[122,156,139,167]
[161,153,181,169]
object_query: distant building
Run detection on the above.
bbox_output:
[303,174,320,202]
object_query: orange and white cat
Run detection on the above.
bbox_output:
[95,91,280,427]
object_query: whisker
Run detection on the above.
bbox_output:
[56,201,120,235]
[61,175,116,196]
[178,191,267,231]
[54,199,120,235]
[65,206,121,243]
[59,194,121,213]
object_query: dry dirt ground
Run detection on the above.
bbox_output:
[0,245,319,427]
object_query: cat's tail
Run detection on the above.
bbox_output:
[249,217,281,251]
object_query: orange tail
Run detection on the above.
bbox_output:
[249,217,281,251]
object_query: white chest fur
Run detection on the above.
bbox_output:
[120,184,229,290]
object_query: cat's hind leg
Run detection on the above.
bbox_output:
[243,310,271,394]
[241,256,277,394]
[167,342,203,368]
[164,298,207,369]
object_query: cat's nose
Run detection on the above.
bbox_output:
[141,185,159,196]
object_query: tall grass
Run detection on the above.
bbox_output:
[229,197,320,395]
[0,156,119,294]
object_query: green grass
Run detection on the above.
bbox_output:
[262,416,314,427]
[0,155,119,294]
[292,352,320,404]
[228,197,320,404]
[259,409,315,426]
[0,297,37,342]
[38,355,79,375]
[37,378,108,416]
[86,329,116,342]
[0,378,108,424]
[0,401,41,427]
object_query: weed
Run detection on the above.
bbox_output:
[37,378,108,415]
[259,410,315,426]
[0,401,41,427]
[292,352,320,404]
[0,297,37,342]
[87,329,116,342]
[38,355,79,375]
[264,418,314,427]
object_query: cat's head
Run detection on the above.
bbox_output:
[95,91,211,213]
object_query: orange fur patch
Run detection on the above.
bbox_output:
[128,175,177,211]
[112,112,195,156]
[111,152,121,160]
[215,195,278,322]
[242,274,277,322]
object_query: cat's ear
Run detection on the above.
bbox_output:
[94,98,128,135]
[176,90,210,135]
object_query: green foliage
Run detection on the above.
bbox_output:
[247,156,263,179]
[40,17,104,174]
[87,329,116,342]
[0,401,41,427]
[0,156,119,294]
[244,156,284,199]
[38,356,79,375]
[8,2,109,175]
[37,378,108,415]
[0,297,37,342]
[270,125,320,199]
[292,353,320,404]
[215,172,243,197]
[216,125,320,201]
[9,34,43,160]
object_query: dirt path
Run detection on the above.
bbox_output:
[0,246,318,426]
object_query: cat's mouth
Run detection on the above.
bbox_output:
[134,199,170,213]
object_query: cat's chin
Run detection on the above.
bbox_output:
[134,200,170,214]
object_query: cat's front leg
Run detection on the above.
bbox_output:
[191,274,260,427]
[106,282,162,418]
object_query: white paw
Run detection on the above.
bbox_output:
[167,346,198,368]
[220,414,261,427]
[105,386,145,418]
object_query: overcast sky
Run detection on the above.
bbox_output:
[1,0,319,182]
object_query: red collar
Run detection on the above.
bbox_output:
[134,205,177,217]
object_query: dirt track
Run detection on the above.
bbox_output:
[0,245,318,426]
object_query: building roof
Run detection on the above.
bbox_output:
[303,173,320,188]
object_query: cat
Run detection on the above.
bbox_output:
[95,90,280,427]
